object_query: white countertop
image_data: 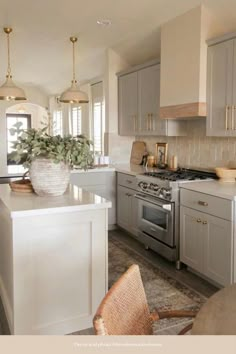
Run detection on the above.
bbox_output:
[115,163,159,176]
[71,166,115,173]
[180,180,236,201]
[0,184,111,218]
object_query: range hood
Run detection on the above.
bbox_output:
[160,6,208,119]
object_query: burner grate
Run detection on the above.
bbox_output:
[143,169,217,181]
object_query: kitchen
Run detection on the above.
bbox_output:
[1,0,236,338]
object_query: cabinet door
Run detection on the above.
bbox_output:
[118,72,138,136]
[180,206,204,273]
[207,39,234,136]
[130,193,139,237]
[204,215,233,286]
[138,65,167,136]
[117,185,132,231]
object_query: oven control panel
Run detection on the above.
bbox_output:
[138,181,172,200]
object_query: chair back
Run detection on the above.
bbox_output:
[93,264,153,335]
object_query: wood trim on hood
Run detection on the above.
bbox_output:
[160,102,206,119]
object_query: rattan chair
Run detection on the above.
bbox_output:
[93,264,197,335]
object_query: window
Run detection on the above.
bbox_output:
[6,113,31,166]
[93,102,103,153]
[70,106,82,136]
[53,110,63,136]
[91,82,105,154]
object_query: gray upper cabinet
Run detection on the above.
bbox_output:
[138,65,167,136]
[118,71,138,136]
[207,38,236,136]
[118,62,167,136]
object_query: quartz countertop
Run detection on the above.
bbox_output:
[115,163,159,176]
[71,166,115,173]
[0,184,111,218]
[180,180,236,201]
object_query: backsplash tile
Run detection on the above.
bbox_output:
[137,135,236,170]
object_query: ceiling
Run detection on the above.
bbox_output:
[0,0,236,96]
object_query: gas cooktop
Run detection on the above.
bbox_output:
[143,168,218,182]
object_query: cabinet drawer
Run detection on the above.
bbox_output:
[117,173,137,190]
[180,189,232,221]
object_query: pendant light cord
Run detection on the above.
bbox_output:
[72,40,76,83]
[70,36,78,85]
[7,32,11,77]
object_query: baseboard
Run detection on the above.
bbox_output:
[108,224,117,231]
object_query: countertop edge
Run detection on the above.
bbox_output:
[180,181,236,201]
[10,201,112,218]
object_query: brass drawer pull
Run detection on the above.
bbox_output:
[197,218,202,223]
[202,221,208,225]
[225,105,230,130]
[198,201,208,206]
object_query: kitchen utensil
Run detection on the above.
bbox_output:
[130,141,147,165]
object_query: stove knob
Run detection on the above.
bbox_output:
[138,182,144,188]
[153,184,159,192]
[142,182,148,189]
[163,188,172,198]
[149,183,154,190]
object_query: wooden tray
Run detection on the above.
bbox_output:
[9,179,34,193]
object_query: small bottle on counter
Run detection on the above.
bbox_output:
[170,155,178,170]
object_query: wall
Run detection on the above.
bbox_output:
[104,48,135,164]
[0,85,49,176]
[138,120,236,170]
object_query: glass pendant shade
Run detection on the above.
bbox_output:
[59,36,88,104]
[0,27,27,101]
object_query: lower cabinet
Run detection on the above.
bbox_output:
[117,185,139,236]
[180,206,233,286]
[70,171,116,229]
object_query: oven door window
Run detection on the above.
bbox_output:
[143,205,167,230]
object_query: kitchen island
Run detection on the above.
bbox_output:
[0,184,111,335]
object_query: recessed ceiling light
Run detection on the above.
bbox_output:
[97,19,112,26]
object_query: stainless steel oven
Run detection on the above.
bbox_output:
[134,192,176,260]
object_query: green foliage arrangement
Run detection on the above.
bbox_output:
[9,122,94,170]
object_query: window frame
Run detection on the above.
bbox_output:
[52,109,63,136]
[70,105,82,136]
[6,113,32,166]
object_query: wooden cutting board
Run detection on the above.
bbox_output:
[130,141,147,165]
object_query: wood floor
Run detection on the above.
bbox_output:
[0,228,218,335]
[111,229,218,299]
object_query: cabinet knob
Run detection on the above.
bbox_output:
[197,218,202,223]
[202,221,208,225]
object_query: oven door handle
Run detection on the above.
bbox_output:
[134,193,172,211]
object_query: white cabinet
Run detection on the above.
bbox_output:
[118,72,138,136]
[117,173,139,237]
[180,189,233,286]
[207,38,236,136]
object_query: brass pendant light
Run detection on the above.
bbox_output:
[0,27,27,101]
[59,36,88,104]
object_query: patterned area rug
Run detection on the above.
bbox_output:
[109,236,207,335]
